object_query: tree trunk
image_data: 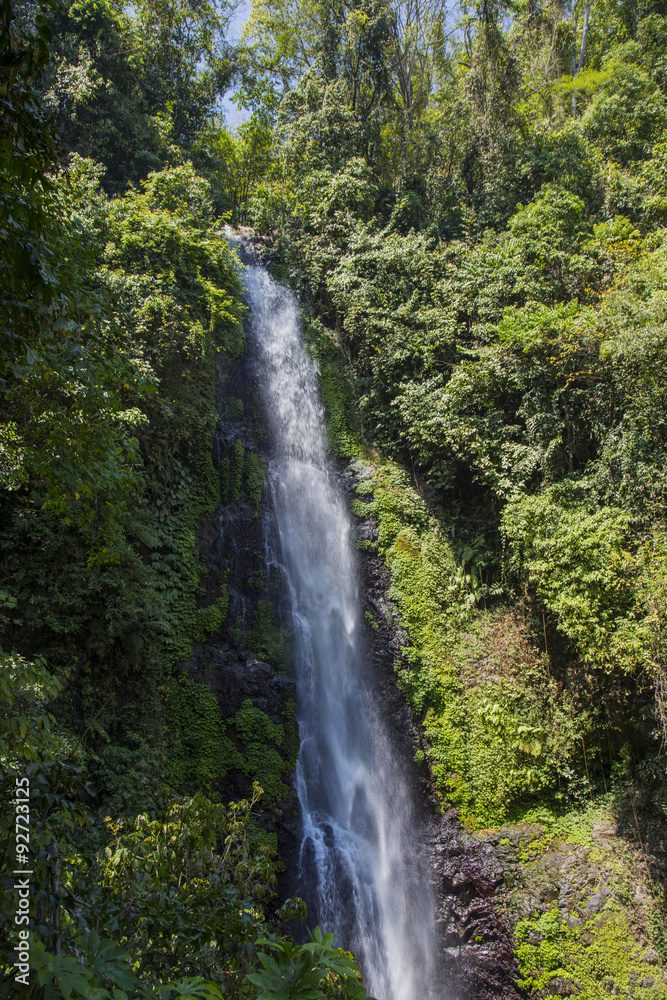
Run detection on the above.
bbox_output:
[576,1,591,74]
[48,842,61,956]
[571,1,591,115]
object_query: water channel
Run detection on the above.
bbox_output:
[243,262,442,1000]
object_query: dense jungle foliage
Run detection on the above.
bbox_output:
[229,0,667,987]
[235,0,667,828]
[0,0,370,995]
[3,0,667,995]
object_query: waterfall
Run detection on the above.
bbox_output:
[244,263,441,1000]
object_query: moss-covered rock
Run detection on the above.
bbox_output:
[475,809,667,999]
[306,309,667,999]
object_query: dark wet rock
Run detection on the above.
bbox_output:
[190,642,295,718]
[186,316,302,904]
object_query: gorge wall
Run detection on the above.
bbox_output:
[181,252,523,998]
[181,241,667,1000]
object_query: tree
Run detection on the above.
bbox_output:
[43,0,238,191]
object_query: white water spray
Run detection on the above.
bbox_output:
[245,265,441,1000]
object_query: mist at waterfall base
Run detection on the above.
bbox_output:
[244,264,442,1000]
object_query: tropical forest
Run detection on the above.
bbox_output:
[2,0,667,997]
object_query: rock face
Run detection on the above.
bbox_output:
[479,820,667,999]
[343,461,667,1000]
[188,303,524,996]
[340,461,523,1000]
[432,816,521,1000]
[175,236,667,1000]
[190,643,295,728]
[185,301,302,898]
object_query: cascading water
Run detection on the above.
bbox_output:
[244,263,442,1000]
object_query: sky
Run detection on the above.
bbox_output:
[221,0,253,126]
